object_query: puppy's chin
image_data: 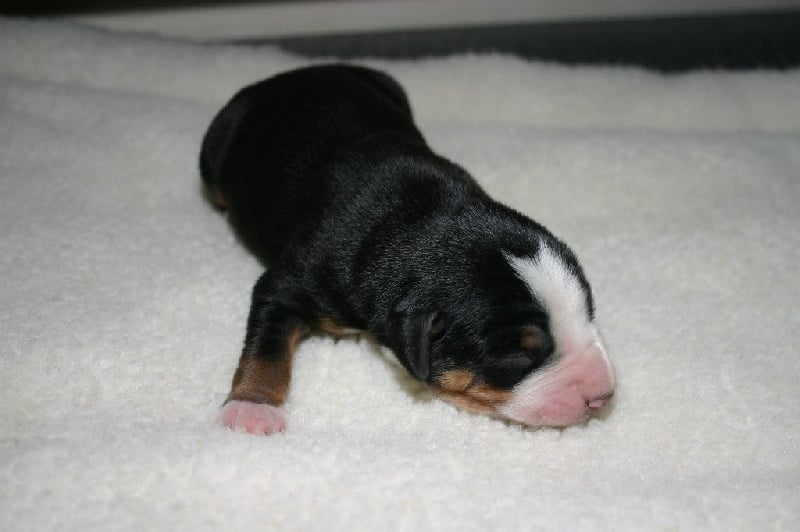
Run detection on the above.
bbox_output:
[432,383,554,428]
[435,385,612,429]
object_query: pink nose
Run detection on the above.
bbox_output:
[498,336,615,428]
[586,391,614,412]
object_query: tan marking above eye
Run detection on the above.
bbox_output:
[520,325,545,351]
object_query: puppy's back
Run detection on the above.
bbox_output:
[199,64,423,262]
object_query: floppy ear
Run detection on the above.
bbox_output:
[390,310,439,382]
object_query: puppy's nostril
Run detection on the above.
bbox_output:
[586,391,614,412]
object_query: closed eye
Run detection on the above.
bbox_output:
[428,312,447,341]
[497,355,535,372]
[482,354,538,388]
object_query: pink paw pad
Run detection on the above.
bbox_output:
[220,400,286,435]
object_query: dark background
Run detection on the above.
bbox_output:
[3,2,799,71]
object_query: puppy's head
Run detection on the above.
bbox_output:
[389,237,615,428]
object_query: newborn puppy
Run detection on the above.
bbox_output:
[200,64,615,435]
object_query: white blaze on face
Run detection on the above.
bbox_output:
[502,242,615,427]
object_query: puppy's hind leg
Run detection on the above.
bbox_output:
[220,270,310,435]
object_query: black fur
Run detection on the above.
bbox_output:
[201,64,593,391]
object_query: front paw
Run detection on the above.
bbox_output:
[220,400,286,435]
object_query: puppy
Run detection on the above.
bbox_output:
[200,64,615,434]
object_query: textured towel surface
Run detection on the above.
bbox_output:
[1,18,799,531]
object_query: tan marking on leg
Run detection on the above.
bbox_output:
[228,357,292,405]
[226,324,309,406]
[317,317,358,337]
[285,324,308,353]
[207,186,228,209]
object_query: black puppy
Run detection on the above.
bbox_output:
[200,64,614,434]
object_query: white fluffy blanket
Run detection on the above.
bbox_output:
[1,18,798,531]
